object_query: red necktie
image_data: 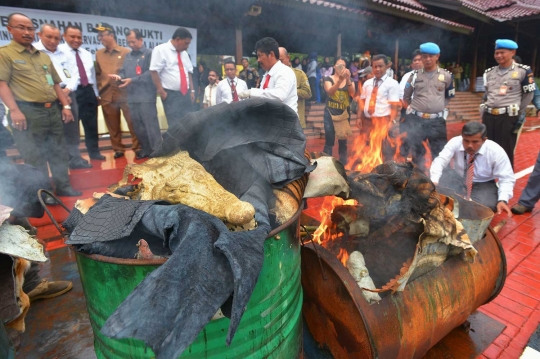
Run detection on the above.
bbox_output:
[230,80,239,102]
[75,50,89,86]
[465,153,478,200]
[263,74,271,89]
[177,51,188,95]
[367,79,379,116]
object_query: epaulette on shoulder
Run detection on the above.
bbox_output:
[517,63,531,70]
[484,66,496,73]
[442,68,452,74]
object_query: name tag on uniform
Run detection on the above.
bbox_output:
[45,74,54,86]
[438,74,445,82]
[14,59,26,64]
[499,85,507,95]
[63,68,71,78]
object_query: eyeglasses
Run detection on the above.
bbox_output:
[9,25,36,32]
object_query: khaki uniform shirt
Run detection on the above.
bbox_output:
[95,45,131,102]
[0,41,61,103]
[292,67,311,128]
[483,62,536,109]
[404,67,455,114]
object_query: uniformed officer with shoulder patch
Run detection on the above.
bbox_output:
[0,13,81,199]
[480,39,536,168]
[402,42,455,171]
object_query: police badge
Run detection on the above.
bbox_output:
[511,71,518,79]
[438,74,445,81]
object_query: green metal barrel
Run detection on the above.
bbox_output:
[75,208,303,359]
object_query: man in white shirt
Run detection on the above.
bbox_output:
[357,54,400,161]
[430,122,514,216]
[150,27,195,127]
[238,37,298,114]
[60,25,104,160]
[216,59,248,105]
[203,70,219,108]
[35,24,91,169]
[399,49,422,102]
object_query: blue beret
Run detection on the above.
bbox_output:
[495,39,518,50]
[420,42,440,55]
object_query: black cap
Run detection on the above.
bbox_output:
[92,23,115,33]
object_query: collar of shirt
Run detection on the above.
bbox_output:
[227,77,238,86]
[9,40,37,54]
[421,66,441,74]
[104,44,124,54]
[167,41,178,53]
[34,41,64,56]
[373,74,388,85]
[265,60,284,78]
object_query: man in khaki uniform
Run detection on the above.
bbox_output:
[0,13,81,198]
[94,23,140,159]
[480,39,535,168]
[278,47,311,127]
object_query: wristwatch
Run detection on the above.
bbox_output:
[190,90,195,93]
[63,105,72,110]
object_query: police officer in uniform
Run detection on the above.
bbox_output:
[0,13,81,198]
[480,39,536,168]
[402,42,455,171]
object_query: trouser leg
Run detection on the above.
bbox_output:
[308,77,316,101]
[127,103,151,155]
[338,139,348,165]
[100,100,124,152]
[42,106,71,190]
[482,113,518,168]
[471,181,499,212]
[119,102,140,152]
[76,86,100,155]
[163,90,191,129]
[323,109,335,156]
[64,91,83,163]
[140,102,162,152]
[22,262,41,293]
[402,114,426,169]
[519,151,540,209]
[427,117,448,159]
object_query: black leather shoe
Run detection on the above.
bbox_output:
[89,153,106,160]
[56,187,82,197]
[135,151,149,160]
[113,151,125,159]
[69,160,92,169]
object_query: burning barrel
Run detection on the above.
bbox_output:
[75,208,303,359]
[301,195,506,359]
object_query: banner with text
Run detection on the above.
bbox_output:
[0,6,197,61]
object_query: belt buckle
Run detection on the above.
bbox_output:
[44,103,52,108]
[492,108,499,115]
[422,113,431,119]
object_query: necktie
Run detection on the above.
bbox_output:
[230,80,239,102]
[263,74,271,89]
[465,153,478,200]
[368,79,379,116]
[75,49,89,86]
[177,51,188,95]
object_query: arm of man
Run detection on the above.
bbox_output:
[189,72,195,102]
[520,69,536,115]
[0,81,26,130]
[429,138,458,185]
[149,47,167,99]
[296,72,311,100]
[399,72,410,101]
[215,83,224,104]
[492,147,516,214]
[403,73,415,108]
[388,81,401,123]
[250,72,295,102]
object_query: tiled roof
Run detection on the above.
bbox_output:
[392,0,428,10]
[461,0,540,20]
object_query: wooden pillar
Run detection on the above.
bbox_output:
[532,42,538,75]
[470,32,479,92]
[235,24,243,64]
[514,22,519,43]
[457,36,462,64]
[394,39,399,74]
[337,33,342,58]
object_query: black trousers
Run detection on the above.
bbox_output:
[128,102,162,155]
[64,91,83,164]
[162,89,192,128]
[519,150,540,209]
[75,85,101,156]
[400,113,447,171]
[323,108,348,164]
[439,168,498,211]
[482,112,518,169]
[308,77,317,102]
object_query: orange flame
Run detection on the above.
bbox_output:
[337,248,350,267]
[312,196,357,245]
[422,140,432,171]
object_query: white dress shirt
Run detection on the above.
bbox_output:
[215,77,248,104]
[360,75,400,118]
[399,70,415,100]
[250,60,298,114]
[34,41,79,92]
[58,44,99,96]
[203,83,218,107]
[430,136,515,202]
[149,41,193,92]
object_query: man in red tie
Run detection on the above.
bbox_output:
[238,37,298,114]
[430,122,515,216]
[215,59,248,104]
[150,27,195,127]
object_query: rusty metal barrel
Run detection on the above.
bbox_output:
[301,198,506,359]
[74,208,303,359]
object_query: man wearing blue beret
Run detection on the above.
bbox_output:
[480,39,536,168]
[402,42,455,172]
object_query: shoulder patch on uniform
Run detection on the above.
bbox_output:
[484,66,495,73]
[517,63,530,70]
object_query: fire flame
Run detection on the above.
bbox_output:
[312,196,357,245]
[347,117,391,173]
[337,248,350,267]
